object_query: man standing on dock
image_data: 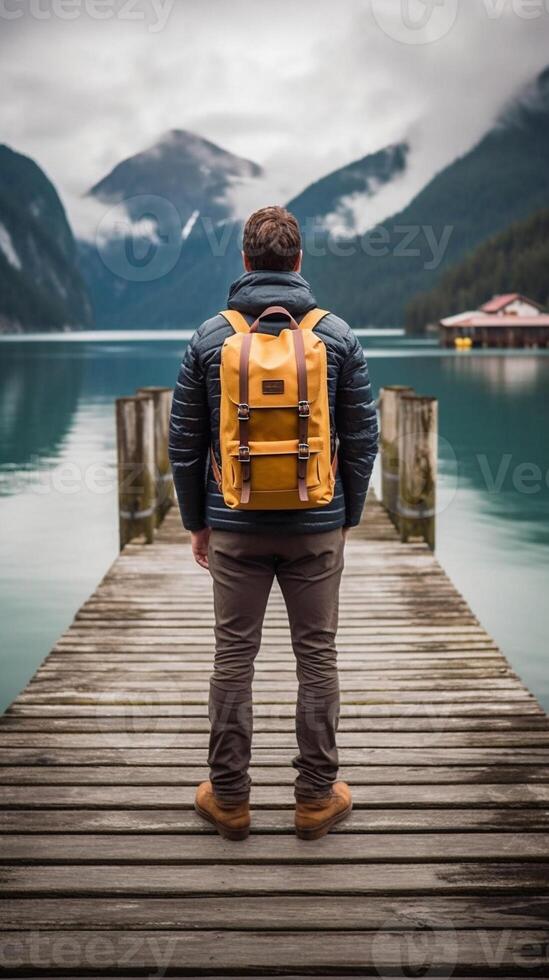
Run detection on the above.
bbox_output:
[169,206,378,840]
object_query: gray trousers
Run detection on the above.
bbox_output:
[207,527,345,803]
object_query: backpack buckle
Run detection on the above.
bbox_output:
[237,403,250,421]
[238,445,250,462]
[298,400,310,418]
[298,443,310,460]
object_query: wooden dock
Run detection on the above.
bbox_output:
[1,494,549,977]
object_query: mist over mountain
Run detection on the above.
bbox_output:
[0,146,92,333]
[302,65,549,328]
[79,134,412,328]
[287,143,409,237]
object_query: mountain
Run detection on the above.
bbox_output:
[302,65,549,329]
[405,208,549,332]
[0,145,93,333]
[81,130,263,327]
[287,142,408,236]
[89,128,262,227]
[79,64,549,331]
[80,135,411,328]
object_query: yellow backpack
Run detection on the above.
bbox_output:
[211,305,336,510]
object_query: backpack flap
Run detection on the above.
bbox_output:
[217,306,334,510]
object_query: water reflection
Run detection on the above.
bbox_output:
[0,346,83,478]
[447,352,543,392]
[437,354,549,544]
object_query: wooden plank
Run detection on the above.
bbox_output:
[2,807,549,834]
[2,832,549,863]
[1,929,548,973]
[25,678,528,694]
[1,784,549,808]
[3,747,549,766]
[37,658,512,671]
[35,667,518,682]
[0,974,537,979]
[9,700,543,714]
[2,764,549,785]
[2,720,548,738]
[2,894,548,930]
[2,863,549,895]
[52,640,501,652]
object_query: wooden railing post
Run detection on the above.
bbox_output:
[136,386,175,526]
[397,394,437,550]
[116,394,156,549]
[379,385,414,527]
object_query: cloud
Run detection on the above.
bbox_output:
[1,0,548,236]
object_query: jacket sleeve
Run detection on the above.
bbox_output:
[168,331,210,531]
[335,331,378,527]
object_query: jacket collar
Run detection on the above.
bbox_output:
[227,270,317,318]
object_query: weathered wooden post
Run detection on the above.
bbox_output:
[136,386,175,525]
[379,385,414,526]
[397,394,437,550]
[116,394,156,549]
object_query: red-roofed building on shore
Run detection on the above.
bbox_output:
[440,294,549,348]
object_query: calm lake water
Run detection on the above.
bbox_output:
[1,334,548,714]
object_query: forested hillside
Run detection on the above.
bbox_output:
[405,209,549,331]
[302,67,549,328]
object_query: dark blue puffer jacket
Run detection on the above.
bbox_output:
[169,270,378,533]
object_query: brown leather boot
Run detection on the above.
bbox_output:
[295,781,352,840]
[194,780,250,840]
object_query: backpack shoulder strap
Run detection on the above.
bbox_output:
[221,308,329,333]
[220,310,250,334]
[298,308,329,331]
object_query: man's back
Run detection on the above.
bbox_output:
[168,206,378,841]
[169,268,378,535]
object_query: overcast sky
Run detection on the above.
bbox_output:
[2,0,549,236]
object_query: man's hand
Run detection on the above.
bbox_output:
[191,528,211,569]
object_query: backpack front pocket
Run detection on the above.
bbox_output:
[227,437,323,492]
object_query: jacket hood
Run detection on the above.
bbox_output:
[227,270,317,317]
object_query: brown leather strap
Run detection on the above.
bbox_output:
[250,306,299,332]
[238,332,253,504]
[292,328,309,503]
[210,447,222,491]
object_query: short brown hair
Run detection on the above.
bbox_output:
[242,206,301,271]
